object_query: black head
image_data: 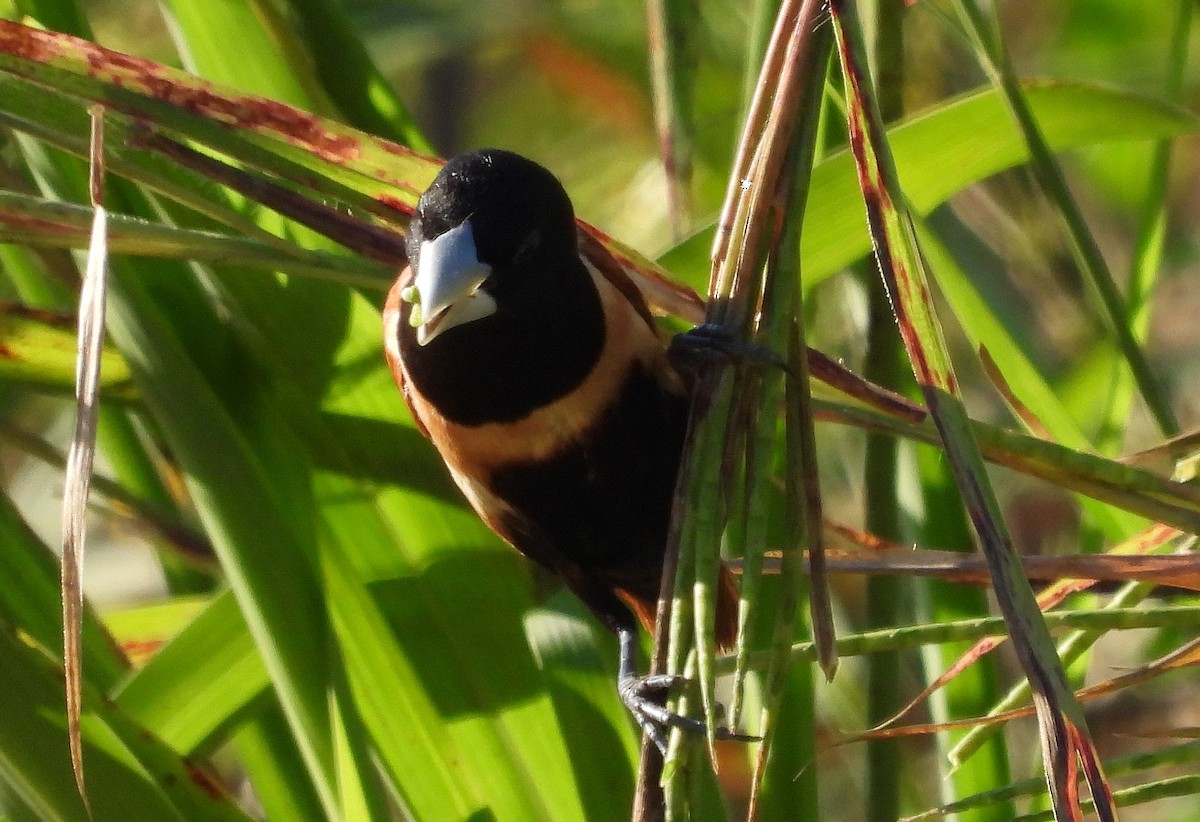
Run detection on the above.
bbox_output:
[407,149,578,276]
[397,149,605,426]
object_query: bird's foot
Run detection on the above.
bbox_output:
[619,672,759,755]
[668,323,792,379]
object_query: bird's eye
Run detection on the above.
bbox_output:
[512,229,541,264]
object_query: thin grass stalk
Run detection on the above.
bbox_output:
[1096,0,1192,455]
[737,94,828,814]
[739,0,782,121]
[745,319,810,821]
[723,0,839,682]
[1014,776,1200,822]
[645,0,697,237]
[726,367,785,731]
[674,372,730,765]
[710,605,1200,674]
[722,403,755,728]
[949,579,1157,766]
[740,0,833,811]
[640,1,833,813]
[710,0,802,270]
[644,16,751,817]
[634,412,696,820]
[906,741,1200,822]
[662,650,702,821]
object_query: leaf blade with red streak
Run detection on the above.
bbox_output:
[829,3,1116,819]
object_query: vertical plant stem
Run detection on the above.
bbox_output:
[863,3,909,820]
[740,0,783,117]
[915,454,1015,820]
[645,0,697,238]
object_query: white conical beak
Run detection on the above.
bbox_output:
[407,220,496,346]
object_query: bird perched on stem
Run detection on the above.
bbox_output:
[383,148,742,749]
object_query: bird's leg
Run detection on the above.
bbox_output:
[617,626,690,752]
[616,627,757,754]
[668,323,792,380]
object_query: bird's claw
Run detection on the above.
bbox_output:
[668,323,792,379]
[619,673,759,755]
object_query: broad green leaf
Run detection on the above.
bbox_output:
[661,82,1200,289]
[115,591,266,754]
[0,302,134,398]
[0,614,251,822]
[830,4,1112,816]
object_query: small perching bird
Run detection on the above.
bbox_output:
[383,148,741,748]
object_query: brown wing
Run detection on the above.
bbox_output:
[577,223,707,326]
[577,228,665,337]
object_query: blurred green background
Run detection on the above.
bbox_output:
[2,0,1199,820]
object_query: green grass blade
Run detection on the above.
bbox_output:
[815,398,1200,534]
[114,590,267,754]
[233,701,328,821]
[0,488,127,688]
[283,0,432,152]
[829,3,1114,815]
[954,0,1177,438]
[0,301,134,398]
[0,613,253,821]
[1095,0,1192,454]
[0,189,391,288]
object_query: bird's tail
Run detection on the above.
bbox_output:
[618,562,740,652]
[714,562,740,652]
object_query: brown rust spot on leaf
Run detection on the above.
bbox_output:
[0,19,75,63]
[184,760,227,800]
[119,638,163,665]
[79,41,361,162]
[0,21,364,163]
[3,303,76,327]
[374,193,415,217]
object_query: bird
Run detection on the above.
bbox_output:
[382,148,740,748]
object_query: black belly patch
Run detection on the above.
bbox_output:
[488,365,688,576]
